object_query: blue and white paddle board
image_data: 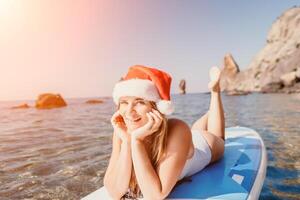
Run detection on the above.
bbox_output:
[82,126,267,200]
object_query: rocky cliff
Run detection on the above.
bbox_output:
[221,7,300,94]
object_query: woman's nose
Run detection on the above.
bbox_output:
[126,103,136,114]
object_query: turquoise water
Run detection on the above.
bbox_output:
[0,93,299,199]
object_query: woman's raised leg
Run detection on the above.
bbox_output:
[191,66,225,163]
[207,66,225,140]
[191,111,208,131]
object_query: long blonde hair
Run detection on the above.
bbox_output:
[129,102,169,196]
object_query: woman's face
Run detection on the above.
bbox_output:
[118,96,153,132]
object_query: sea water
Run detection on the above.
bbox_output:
[0,93,299,200]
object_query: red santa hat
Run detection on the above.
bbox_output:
[112,65,175,115]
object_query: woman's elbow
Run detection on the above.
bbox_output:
[103,180,125,200]
[144,192,169,200]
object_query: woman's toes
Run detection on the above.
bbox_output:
[209,66,221,82]
[208,66,221,92]
[208,81,217,89]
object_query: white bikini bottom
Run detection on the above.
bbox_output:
[178,129,212,180]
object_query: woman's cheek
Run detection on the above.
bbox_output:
[118,107,126,116]
[139,116,148,126]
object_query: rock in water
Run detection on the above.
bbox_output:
[35,93,67,109]
[86,99,104,104]
[11,103,30,109]
[179,79,186,94]
[220,53,240,92]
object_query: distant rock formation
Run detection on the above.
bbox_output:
[11,103,30,109]
[220,54,242,94]
[35,93,67,109]
[179,79,186,94]
[86,99,104,104]
[221,7,300,95]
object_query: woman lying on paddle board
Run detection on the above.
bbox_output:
[104,65,225,199]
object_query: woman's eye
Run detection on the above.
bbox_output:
[137,101,145,105]
[120,101,128,105]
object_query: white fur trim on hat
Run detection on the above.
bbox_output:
[112,78,175,115]
[113,79,161,104]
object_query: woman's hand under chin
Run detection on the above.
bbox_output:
[131,109,163,141]
[111,111,130,142]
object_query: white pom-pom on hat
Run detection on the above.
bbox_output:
[156,100,174,115]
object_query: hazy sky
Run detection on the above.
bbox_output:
[0,0,299,101]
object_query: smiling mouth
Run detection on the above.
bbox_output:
[126,118,141,123]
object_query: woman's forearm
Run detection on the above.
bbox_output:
[104,140,132,199]
[131,139,164,200]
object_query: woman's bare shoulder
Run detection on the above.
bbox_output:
[167,118,191,145]
[167,118,190,130]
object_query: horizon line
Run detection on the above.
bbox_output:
[0,91,210,103]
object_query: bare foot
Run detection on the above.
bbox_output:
[208,66,221,93]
